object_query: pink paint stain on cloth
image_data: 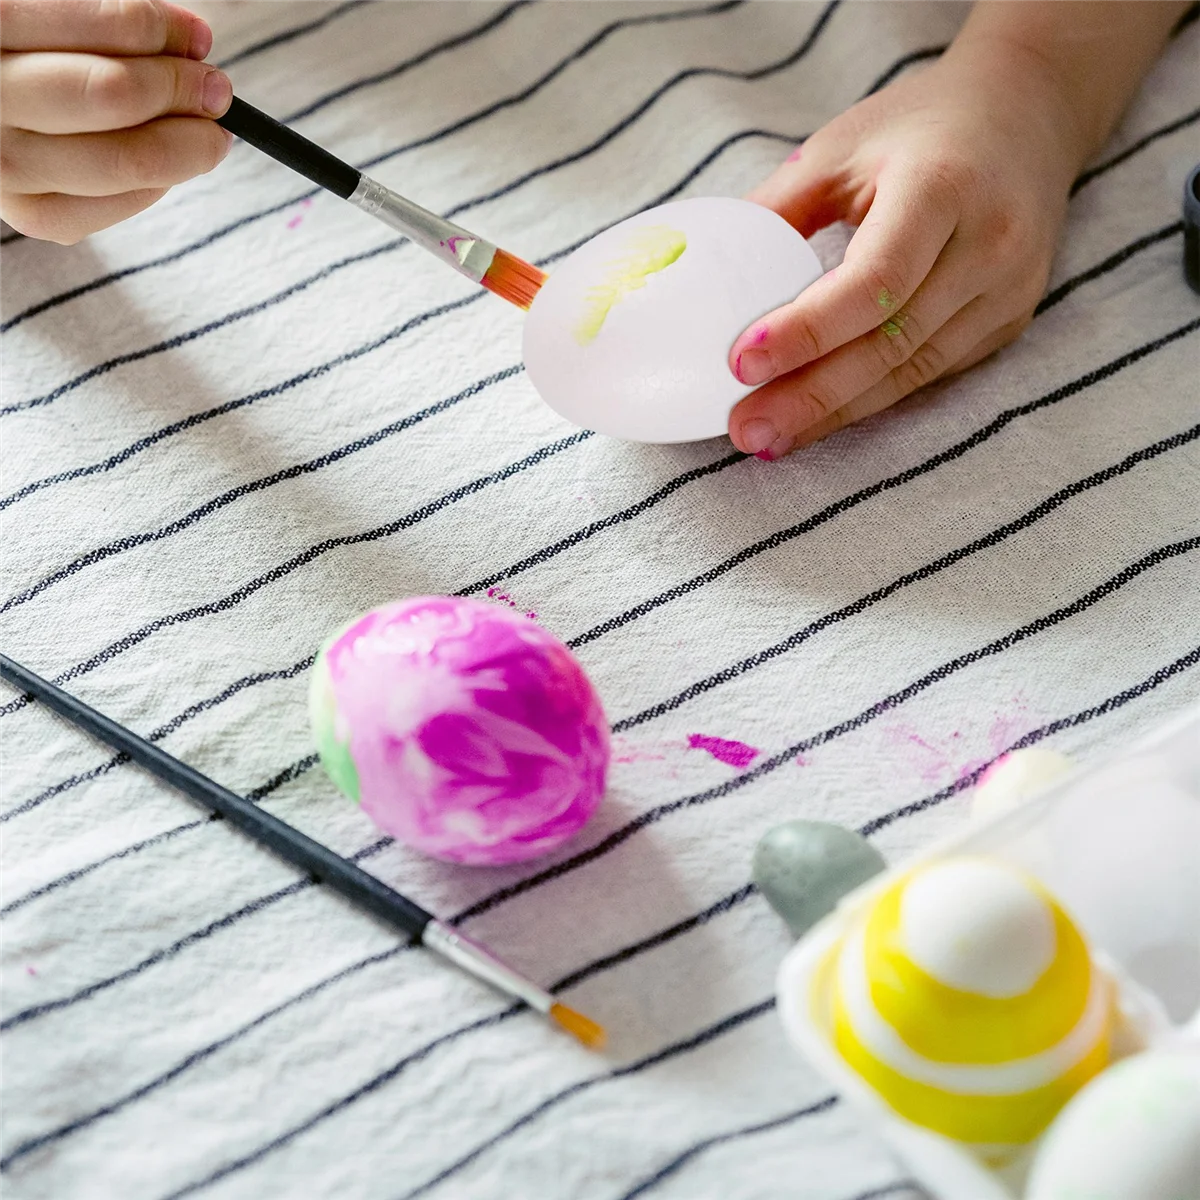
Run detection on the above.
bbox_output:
[486,587,536,620]
[286,197,313,229]
[884,703,1034,786]
[316,597,609,865]
[687,733,760,769]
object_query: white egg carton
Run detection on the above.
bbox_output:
[777,703,1200,1200]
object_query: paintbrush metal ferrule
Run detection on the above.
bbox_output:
[349,175,496,283]
[421,919,553,1013]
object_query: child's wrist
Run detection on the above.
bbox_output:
[942,33,1095,179]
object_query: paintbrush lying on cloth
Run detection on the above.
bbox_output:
[217,96,546,310]
[0,653,605,1049]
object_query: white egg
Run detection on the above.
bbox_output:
[970,748,1074,824]
[1025,1050,1200,1200]
[523,197,823,443]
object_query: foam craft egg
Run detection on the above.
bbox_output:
[970,748,1073,824]
[1025,1050,1200,1200]
[523,196,824,443]
[309,597,610,865]
[828,856,1111,1153]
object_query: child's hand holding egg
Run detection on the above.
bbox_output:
[523,197,824,444]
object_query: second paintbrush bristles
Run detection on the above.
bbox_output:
[217,96,547,310]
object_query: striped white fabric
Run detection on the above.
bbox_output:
[2,3,1198,1198]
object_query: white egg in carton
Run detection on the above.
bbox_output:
[777,703,1200,1200]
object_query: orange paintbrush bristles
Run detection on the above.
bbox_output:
[549,1002,607,1050]
[482,248,548,310]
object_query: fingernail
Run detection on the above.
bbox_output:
[189,20,214,60]
[735,347,775,386]
[756,432,795,462]
[739,418,779,455]
[218,126,234,158]
[203,70,232,117]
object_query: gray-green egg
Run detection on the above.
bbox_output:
[752,819,885,937]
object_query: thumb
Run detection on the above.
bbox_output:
[745,134,865,239]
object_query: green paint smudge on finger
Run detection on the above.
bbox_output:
[575,225,687,344]
[877,287,896,309]
[881,311,908,338]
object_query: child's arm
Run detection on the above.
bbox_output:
[728,1,1191,461]
[0,0,232,243]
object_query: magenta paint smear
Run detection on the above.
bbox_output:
[687,733,760,769]
[786,145,804,163]
[486,587,537,620]
[884,703,1034,786]
[286,197,313,229]
[26,966,37,976]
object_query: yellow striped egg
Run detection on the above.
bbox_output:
[827,856,1111,1153]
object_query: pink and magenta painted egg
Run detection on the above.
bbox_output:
[309,596,610,865]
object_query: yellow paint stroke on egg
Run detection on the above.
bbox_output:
[574,225,687,345]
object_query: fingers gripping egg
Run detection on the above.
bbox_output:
[523,197,824,443]
[828,857,1111,1154]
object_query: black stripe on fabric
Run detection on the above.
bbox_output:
[158,644,1200,1199]
[0,879,309,1033]
[1034,221,1182,316]
[0,237,408,419]
[0,881,756,1171]
[615,1097,840,1200]
[215,0,370,70]
[455,452,748,597]
[454,537,1200,925]
[0,427,590,720]
[0,658,315,822]
[0,296,493,502]
[3,313,1193,725]
[0,828,388,1036]
[0,0,749,334]
[390,1000,778,1200]
[843,1186,924,1200]
[566,319,1200,652]
[0,367,537,614]
[611,424,1200,732]
[1071,104,1200,196]
[278,2,531,123]
[858,641,1200,838]
[0,818,215,918]
[0,943,411,1171]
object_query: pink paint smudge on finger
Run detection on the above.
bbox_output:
[786,144,804,163]
[286,197,313,229]
[687,733,760,769]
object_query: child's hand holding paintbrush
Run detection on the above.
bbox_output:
[0,0,234,243]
